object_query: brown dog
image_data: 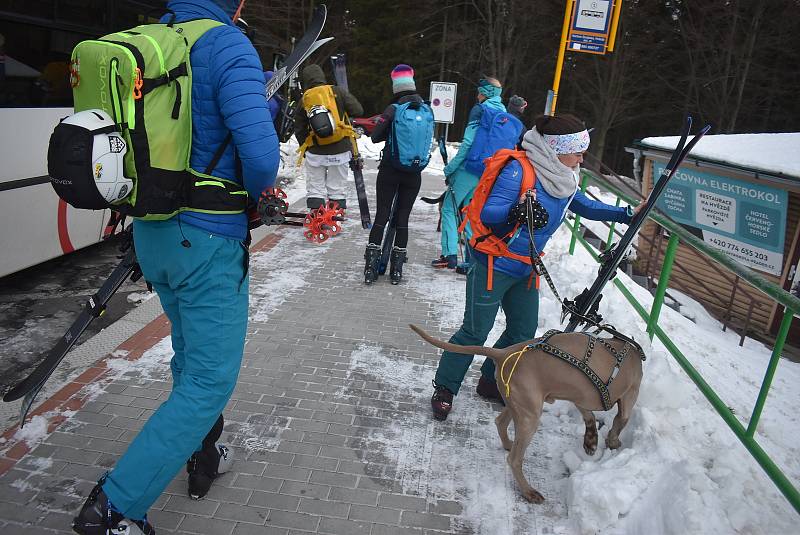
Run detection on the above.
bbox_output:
[410,324,644,503]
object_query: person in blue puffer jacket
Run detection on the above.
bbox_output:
[430,114,644,421]
[73,2,279,533]
[431,77,506,270]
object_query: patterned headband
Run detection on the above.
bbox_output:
[542,129,591,155]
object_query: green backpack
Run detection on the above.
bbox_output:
[66,18,248,219]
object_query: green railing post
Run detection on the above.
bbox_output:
[747,309,794,438]
[563,215,800,514]
[647,233,680,340]
[569,175,589,255]
[605,197,621,251]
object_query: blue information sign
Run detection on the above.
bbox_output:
[655,162,788,275]
[568,0,613,55]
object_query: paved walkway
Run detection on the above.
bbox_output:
[0,163,558,534]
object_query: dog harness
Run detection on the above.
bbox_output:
[499,329,645,411]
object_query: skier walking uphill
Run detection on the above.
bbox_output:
[364,64,434,284]
[430,114,643,421]
[431,77,506,270]
[294,64,364,210]
[72,1,280,533]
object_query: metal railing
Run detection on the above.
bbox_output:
[564,167,800,515]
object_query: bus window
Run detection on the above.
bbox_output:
[0,0,161,107]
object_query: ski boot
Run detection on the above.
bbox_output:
[476,376,505,405]
[364,243,381,284]
[389,247,407,285]
[431,255,457,269]
[307,197,326,210]
[187,444,234,500]
[431,381,454,421]
[72,477,156,535]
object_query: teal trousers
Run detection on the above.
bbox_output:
[433,260,539,395]
[441,166,479,257]
[104,219,248,520]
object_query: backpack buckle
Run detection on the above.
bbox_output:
[133,68,143,100]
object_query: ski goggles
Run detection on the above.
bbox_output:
[543,129,591,155]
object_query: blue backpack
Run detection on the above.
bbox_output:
[464,105,524,176]
[387,100,435,172]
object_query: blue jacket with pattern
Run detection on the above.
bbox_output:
[163,0,279,240]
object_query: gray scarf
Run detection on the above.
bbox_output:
[521,129,578,199]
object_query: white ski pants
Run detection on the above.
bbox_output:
[305,155,350,202]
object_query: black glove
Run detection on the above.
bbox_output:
[507,198,549,229]
[507,202,528,225]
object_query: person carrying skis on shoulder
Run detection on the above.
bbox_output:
[72,1,280,533]
[294,64,363,212]
[363,64,434,284]
[430,113,644,421]
[431,77,522,271]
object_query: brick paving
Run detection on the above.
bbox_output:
[0,166,527,535]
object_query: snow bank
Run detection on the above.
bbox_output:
[400,190,799,533]
[639,132,800,179]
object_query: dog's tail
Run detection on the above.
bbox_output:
[409,324,507,362]
[420,192,445,204]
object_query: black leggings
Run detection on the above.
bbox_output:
[368,165,422,249]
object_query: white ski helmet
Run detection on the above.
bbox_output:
[49,109,133,208]
[307,105,336,138]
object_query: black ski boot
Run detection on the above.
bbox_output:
[307,197,325,210]
[389,247,407,285]
[187,444,233,500]
[364,243,381,284]
[186,414,233,500]
[72,477,156,535]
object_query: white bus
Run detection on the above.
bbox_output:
[0,1,159,278]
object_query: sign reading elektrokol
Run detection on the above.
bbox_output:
[655,162,787,275]
[429,81,457,123]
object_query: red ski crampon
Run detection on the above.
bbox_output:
[253,188,345,243]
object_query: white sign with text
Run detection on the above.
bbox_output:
[429,82,457,123]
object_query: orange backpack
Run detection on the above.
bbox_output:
[459,149,537,290]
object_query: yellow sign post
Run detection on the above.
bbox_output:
[547,0,623,115]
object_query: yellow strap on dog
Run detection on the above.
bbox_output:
[500,346,531,398]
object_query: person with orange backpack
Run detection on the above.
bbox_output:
[430,114,643,421]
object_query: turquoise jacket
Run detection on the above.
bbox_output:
[443,96,506,177]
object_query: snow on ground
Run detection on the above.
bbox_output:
[9,135,798,533]
[383,162,798,533]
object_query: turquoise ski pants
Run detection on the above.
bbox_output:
[104,219,249,520]
[441,166,480,258]
[434,260,539,395]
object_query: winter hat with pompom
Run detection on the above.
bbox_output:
[391,64,416,94]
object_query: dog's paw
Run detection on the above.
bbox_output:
[606,436,622,450]
[522,488,545,504]
[583,442,597,456]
